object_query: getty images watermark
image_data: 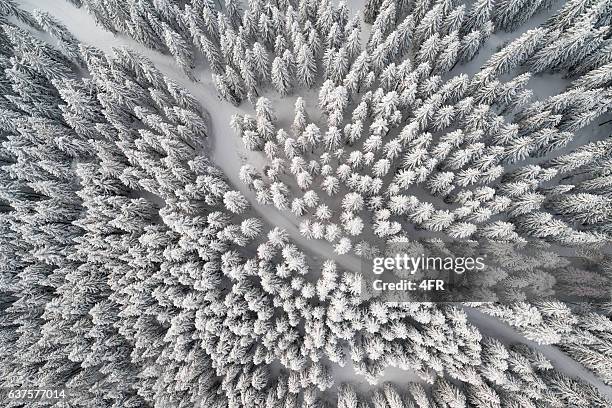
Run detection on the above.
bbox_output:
[371,253,486,292]
[359,239,612,303]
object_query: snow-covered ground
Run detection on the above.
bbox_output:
[16,0,612,398]
[467,308,612,399]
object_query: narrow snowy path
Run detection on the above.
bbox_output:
[16,1,612,398]
[466,308,612,399]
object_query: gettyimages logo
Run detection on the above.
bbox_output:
[359,239,612,303]
[372,253,486,275]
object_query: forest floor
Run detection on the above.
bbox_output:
[15,0,612,397]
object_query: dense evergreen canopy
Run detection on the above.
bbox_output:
[1,0,612,406]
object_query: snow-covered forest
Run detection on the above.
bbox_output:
[1,0,612,406]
